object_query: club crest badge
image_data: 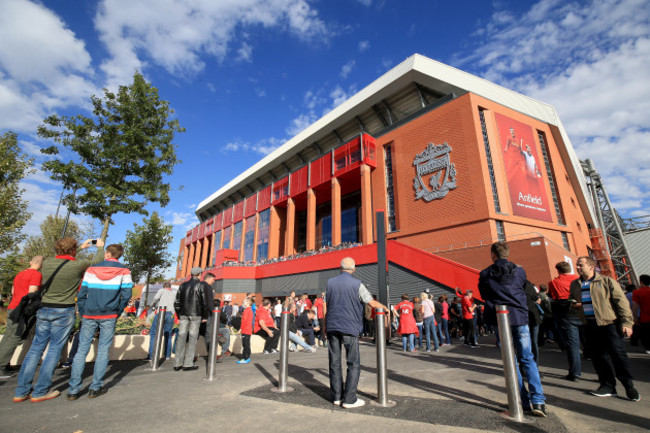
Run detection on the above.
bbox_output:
[413,142,457,202]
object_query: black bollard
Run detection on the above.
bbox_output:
[207,308,220,381]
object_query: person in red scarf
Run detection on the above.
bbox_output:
[393,294,419,352]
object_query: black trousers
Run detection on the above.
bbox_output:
[255,328,280,351]
[584,320,634,392]
[241,334,251,360]
[462,318,476,345]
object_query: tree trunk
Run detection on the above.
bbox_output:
[101,217,110,242]
[144,272,150,306]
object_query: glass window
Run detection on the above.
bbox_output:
[223,226,232,250]
[257,209,270,261]
[341,191,361,244]
[479,109,501,213]
[213,231,222,266]
[244,215,256,261]
[233,221,243,255]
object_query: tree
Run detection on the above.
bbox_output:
[0,249,27,298]
[0,132,34,255]
[22,215,97,260]
[123,212,173,305]
[37,72,184,241]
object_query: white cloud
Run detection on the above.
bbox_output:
[0,0,97,132]
[357,0,373,7]
[461,0,650,217]
[286,113,318,136]
[222,137,283,155]
[169,211,193,226]
[340,59,356,79]
[381,58,393,69]
[237,42,253,62]
[95,0,334,86]
[358,40,370,52]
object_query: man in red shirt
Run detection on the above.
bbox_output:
[548,261,582,381]
[457,289,478,347]
[632,274,650,354]
[0,256,43,378]
[254,299,280,353]
[313,292,326,346]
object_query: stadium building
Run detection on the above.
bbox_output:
[175,53,600,304]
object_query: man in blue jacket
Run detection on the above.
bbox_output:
[479,242,547,417]
[66,244,133,400]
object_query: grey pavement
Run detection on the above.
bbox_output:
[0,335,648,433]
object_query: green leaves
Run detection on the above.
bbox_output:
[0,132,34,256]
[37,71,184,237]
[123,212,174,285]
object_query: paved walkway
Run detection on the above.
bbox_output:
[0,335,648,433]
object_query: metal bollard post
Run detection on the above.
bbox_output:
[207,309,220,381]
[273,306,293,393]
[496,305,527,423]
[147,307,166,371]
[371,308,395,407]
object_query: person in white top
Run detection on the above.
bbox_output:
[273,299,283,328]
[420,293,439,352]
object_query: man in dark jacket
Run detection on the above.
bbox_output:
[173,267,211,371]
[296,309,318,347]
[478,242,547,417]
[523,281,542,364]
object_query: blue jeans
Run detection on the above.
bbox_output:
[511,325,545,406]
[416,323,423,348]
[423,316,439,351]
[289,332,312,351]
[441,318,451,344]
[149,311,174,359]
[560,316,583,378]
[15,307,76,398]
[68,317,117,394]
[327,332,360,404]
[402,334,415,351]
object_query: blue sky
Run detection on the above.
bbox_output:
[1,0,648,277]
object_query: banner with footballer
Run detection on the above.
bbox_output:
[495,113,552,223]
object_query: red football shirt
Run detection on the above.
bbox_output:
[8,268,42,310]
[253,306,274,333]
[632,286,650,324]
[461,297,474,320]
[313,298,324,318]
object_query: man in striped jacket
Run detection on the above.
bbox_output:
[66,244,133,400]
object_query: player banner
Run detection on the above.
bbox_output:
[495,113,552,222]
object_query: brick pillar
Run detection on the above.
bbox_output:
[200,236,210,269]
[306,189,316,251]
[185,242,195,276]
[360,164,373,245]
[192,240,202,268]
[284,198,296,256]
[332,177,341,246]
[179,242,190,279]
[268,206,281,259]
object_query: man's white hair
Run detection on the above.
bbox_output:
[341,257,355,271]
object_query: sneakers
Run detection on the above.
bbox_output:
[60,361,73,369]
[270,349,279,354]
[236,358,251,364]
[531,404,547,417]
[4,364,19,372]
[88,387,107,399]
[183,366,199,371]
[30,390,61,403]
[263,350,271,354]
[626,387,641,402]
[173,366,183,371]
[66,392,80,401]
[591,387,617,397]
[13,394,30,403]
[309,347,317,353]
[333,400,341,406]
[342,398,365,409]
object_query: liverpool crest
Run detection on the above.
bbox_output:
[413,142,457,202]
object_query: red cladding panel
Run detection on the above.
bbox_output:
[334,137,362,176]
[272,176,289,204]
[184,234,191,246]
[244,194,257,218]
[233,201,244,223]
[191,227,198,242]
[205,218,214,234]
[223,207,233,227]
[362,134,377,167]
[310,152,332,187]
[257,186,271,211]
[290,166,309,196]
[214,212,223,231]
[198,222,206,239]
